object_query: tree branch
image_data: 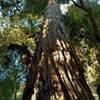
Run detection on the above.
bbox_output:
[79,0,85,8]
[71,0,87,12]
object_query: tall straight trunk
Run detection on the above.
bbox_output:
[22,0,94,100]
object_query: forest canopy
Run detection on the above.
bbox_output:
[0,0,100,100]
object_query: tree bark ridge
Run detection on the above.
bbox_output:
[22,0,94,100]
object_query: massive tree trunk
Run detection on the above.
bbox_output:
[22,0,94,100]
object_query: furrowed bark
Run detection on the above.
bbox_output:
[22,0,94,100]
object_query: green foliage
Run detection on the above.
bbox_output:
[0,77,14,100]
[64,5,92,35]
[25,0,48,15]
[0,50,26,100]
[0,0,100,99]
[93,5,100,26]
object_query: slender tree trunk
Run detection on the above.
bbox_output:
[22,0,94,100]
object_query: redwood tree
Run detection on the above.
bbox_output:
[22,0,94,99]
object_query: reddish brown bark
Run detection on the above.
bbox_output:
[22,0,94,100]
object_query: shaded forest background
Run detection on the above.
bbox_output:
[0,0,100,100]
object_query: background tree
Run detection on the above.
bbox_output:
[71,0,100,41]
